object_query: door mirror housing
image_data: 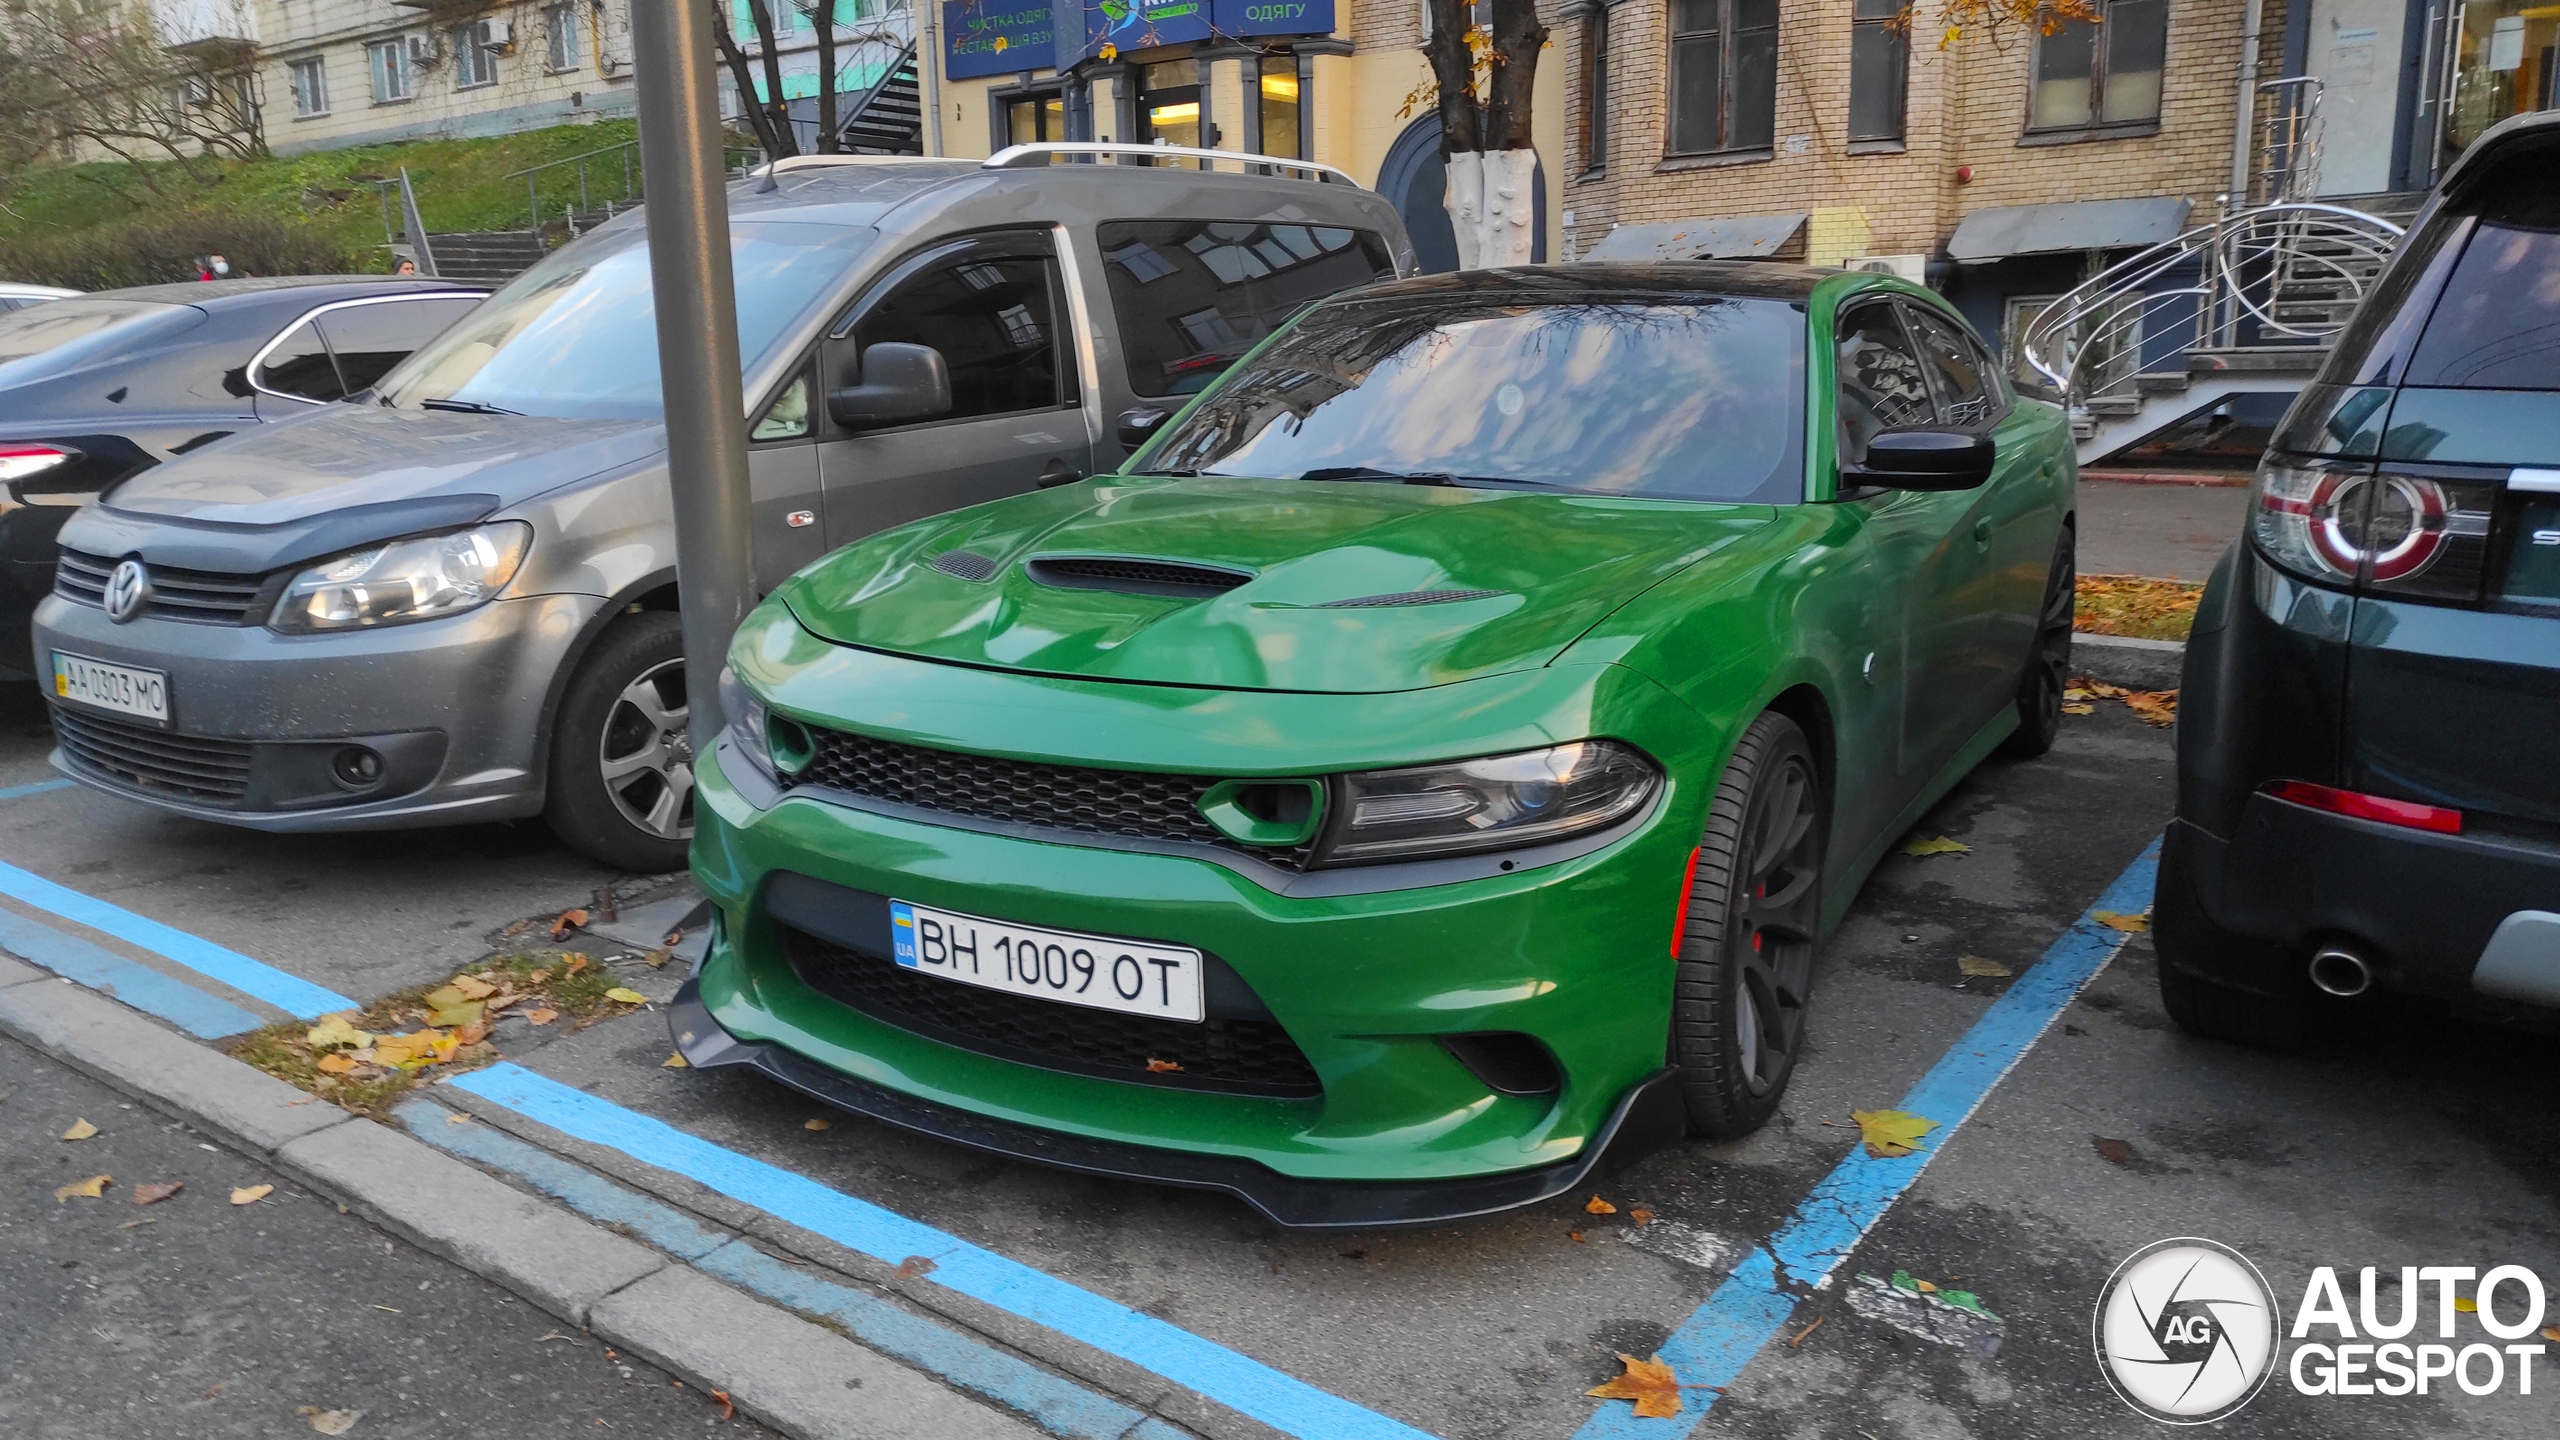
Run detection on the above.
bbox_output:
[1116,406,1171,449]
[828,342,952,430]
[1844,430,1995,491]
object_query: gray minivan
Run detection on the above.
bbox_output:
[33,149,1413,870]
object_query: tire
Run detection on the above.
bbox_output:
[1998,521,2075,759]
[1672,711,1825,1138]
[543,612,695,873]
[2152,838,2309,1049]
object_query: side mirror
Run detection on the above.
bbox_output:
[1116,406,1170,449]
[1844,430,1995,491]
[828,342,952,430]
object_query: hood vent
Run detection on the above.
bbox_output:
[931,549,1001,582]
[1318,588,1505,608]
[1025,555,1254,599]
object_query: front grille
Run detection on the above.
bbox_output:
[795,728,1316,870]
[1024,555,1253,598]
[55,548,270,625]
[780,925,1323,1098]
[51,704,251,805]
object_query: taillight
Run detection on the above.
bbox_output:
[0,445,75,484]
[2250,460,2493,599]
[2262,780,2462,835]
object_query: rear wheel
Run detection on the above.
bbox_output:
[544,612,694,873]
[1672,712,1825,1138]
[1999,522,2075,759]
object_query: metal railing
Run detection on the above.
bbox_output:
[2251,77,2326,204]
[500,140,770,232]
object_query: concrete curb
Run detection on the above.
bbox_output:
[0,973,1035,1440]
[2072,631,2185,692]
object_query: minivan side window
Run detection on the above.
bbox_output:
[1097,220,1396,398]
[852,251,1071,422]
[2403,207,2560,391]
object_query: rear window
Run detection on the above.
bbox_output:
[1097,220,1396,398]
[0,299,195,381]
[2404,212,2560,390]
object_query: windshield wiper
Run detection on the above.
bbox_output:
[416,397,521,416]
[1296,466,1462,487]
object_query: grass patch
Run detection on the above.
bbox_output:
[225,948,648,1116]
[2076,574,2205,642]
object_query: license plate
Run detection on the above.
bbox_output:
[889,900,1205,1023]
[52,652,169,724]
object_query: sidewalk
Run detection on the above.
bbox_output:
[2077,475,2249,583]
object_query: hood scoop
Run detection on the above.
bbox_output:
[930,549,1002,582]
[1317,588,1507,608]
[1024,555,1255,600]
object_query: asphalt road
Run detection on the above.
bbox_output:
[0,1033,774,1439]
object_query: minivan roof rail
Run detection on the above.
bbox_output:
[748,153,957,191]
[982,142,1359,187]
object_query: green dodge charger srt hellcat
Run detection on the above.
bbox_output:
[671,263,2078,1226]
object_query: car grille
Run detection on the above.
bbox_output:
[779,924,1323,1098]
[795,727,1317,870]
[51,705,251,805]
[55,548,271,625]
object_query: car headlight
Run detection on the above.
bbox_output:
[269,522,531,633]
[716,665,814,788]
[1313,740,1660,867]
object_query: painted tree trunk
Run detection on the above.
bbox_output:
[1444,150,1538,270]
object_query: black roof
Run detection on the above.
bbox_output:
[1332,261,1830,305]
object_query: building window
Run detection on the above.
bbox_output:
[1005,88,1065,145]
[1848,0,1905,142]
[545,3,581,71]
[289,56,330,117]
[2030,0,2166,131]
[1579,6,1610,172]
[1258,55,1302,160]
[368,39,413,102]
[1668,0,1778,156]
[451,22,499,89]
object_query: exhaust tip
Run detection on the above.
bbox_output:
[2309,946,2372,998]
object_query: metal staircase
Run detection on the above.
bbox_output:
[784,40,924,155]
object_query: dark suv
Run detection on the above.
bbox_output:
[2159,111,2560,1043]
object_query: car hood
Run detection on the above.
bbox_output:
[102,403,663,525]
[777,475,1778,694]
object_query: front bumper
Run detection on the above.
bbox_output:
[32,589,607,829]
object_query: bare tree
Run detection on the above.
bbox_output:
[1415,0,1544,268]
[0,0,265,184]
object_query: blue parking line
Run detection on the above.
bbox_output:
[0,906,266,1038]
[450,1061,1442,1440]
[0,858,353,1019]
[1573,839,2161,1439]
[0,779,73,803]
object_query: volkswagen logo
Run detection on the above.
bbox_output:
[2094,1237,2281,1424]
[103,559,151,624]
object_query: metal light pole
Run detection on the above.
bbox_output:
[630,0,756,757]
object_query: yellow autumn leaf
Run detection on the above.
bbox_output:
[1584,1195,1617,1215]
[1915,1278,1939,1293]
[1902,835,1971,858]
[2061,702,2096,715]
[604,987,648,1005]
[526,1007,559,1026]
[662,1051,688,1068]
[992,33,1008,49]
[428,999,485,1029]
[232,1184,274,1205]
[1586,1352,1683,1419]
[314,1054,358,1075]
[55,1174,111,1201]
[1099,40,1117,59]
[2093,910,2150,933]
[60,1118,98,1141]
[1957,955,2012,978]
[306,1014,372,1052]
[423,985,470,1011]
[804,1117,831,1130]
[1852,1108,1939,1158]
[447,975,496,1000]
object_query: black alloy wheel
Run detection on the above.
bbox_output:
[1671,710,1826,1138]
[2000,521,2076,759]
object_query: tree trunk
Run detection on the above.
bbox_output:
[811,0,839,154]
[744,0,798,156]
[711,5,788,157]
[1423,0,1544,271]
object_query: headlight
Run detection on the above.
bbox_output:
[1313,740,1660,867]
[716,665,813,788]
[269,522,530,633]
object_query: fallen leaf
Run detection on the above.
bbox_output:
[711,1389,735,1421]
[121,1217,157,1229]
[2094,1136,2136,1166]
[423,985,470,1011]
[2122,690,2178,728]
[2543,1326,2560,1343]
[1585,1195,1618,1215]
[603,987,648,1005]
[662,1051,687,1067]
[526,1008,559,1026]
[447,975,496,1000]
[297,1406,362,1435]
[55,1174,110,1201]
[231,1184,274,1206]
[1788,1315,1826,1347]
[663,928,686,947]
[1587,1353,1683,1420]
[1145,1058,1183,1073]
[550,909,590,941]
[444,1112,475,1125]
[804,1117,830,1131]
[2061,702,2097,715]
[2092,910,2150,934]
[2062,687,2093,701]
[1567,1229,1585,1243]
[1629,1206,1655,1226]
[644,948,673,970]
[427,999,485,1029]
[1956,955,2012,978]
[1902,835,1971,858]
[1914,1279,1939,1293]
[1851,1109,1938,1159]
[2454,1296,2478,1314]
[60,1118,97,1141]
[306,1014,372,1052]
[502,918,536,937]
[890,1255,937,1282]
[132,1181,182,1205]
[455,1023,490,1046]
[561,953,591,977]
[2075,676,2130,698]
[315,1054,358,1076]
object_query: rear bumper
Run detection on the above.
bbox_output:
[669,978,1689,1228]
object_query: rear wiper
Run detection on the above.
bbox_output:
[416,397,521,416]
[1296,466,1461,487]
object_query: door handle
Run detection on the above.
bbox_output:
[1036,459,1086,489]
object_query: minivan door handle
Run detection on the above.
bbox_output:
[1036,459,1086,489]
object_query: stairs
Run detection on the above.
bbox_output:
[2068,348,2332,462]
[424,230,550,284]
[837,45,924,155]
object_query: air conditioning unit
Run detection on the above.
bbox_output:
[407,32,440,66]
[1844,253,1930,285]
[481,18,514,52]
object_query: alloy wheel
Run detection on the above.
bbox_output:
[1729,748,1822,1093]
[597,658,694,842]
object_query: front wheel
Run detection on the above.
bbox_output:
[543,612,695,873]
[1671,711,1826,1139]
[1999,521,2075,759]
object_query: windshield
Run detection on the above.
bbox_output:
[1143,292,1807,503]
[375,221,875,419]
[0,299,196,384]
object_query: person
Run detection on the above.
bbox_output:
[194,255,214,281]
[207,254,232,278]
[393,258,418,276]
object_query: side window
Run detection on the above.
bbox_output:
[1097,220,1397,398]
[316,296,480,393]
[850,247,1070,423]
[1904,306,2000,429]
[253,318,345,402]
[1836,303,1934,458]
[752,367,812,441]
